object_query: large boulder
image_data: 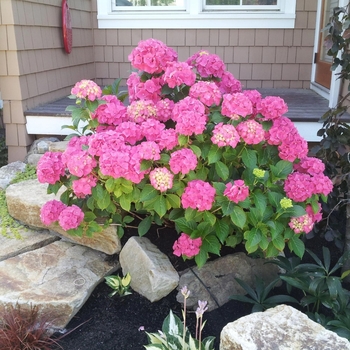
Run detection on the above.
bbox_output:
[220,304,350,350]
[177,252,280,311]
[0,161,26,190]
[119,236,179,302]
[5,179,122,255]
[0,240,119,329]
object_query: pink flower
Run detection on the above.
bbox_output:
[156,98,175,122]
[236,120,265,145]
[71,80,102,101]
[64,150,97,177]
[311,174,333,197]
[115,122,142,145]
[217,71,242,94]
[189,81,222,107]
[294,157,325,175]
[155,129,179,151]
[278,133,308,162]
[173,233,202,258]
[58,205,84,231]
[172,97,207,136]
[72,175,98,198]
[128,38,177,74]
[92,95,128,126]
[40,200,67,226]
[149,167,174,192]
[257,96,288,120]
[243,90,262,116]
[284,172,313,202]
[140,119,165,141]
[127,100,157,123]
[181,180,216,212]
[136,141,161,161]
[306,203,322,223]
[187,50,226,78]
[224,180,249,204]
[163,61,196,88]
[37,152,66,184]
[211,123,240,148]
[267,116,296,146]
[221,93,253,120]
[99,146,131,179]
[128,76,162,103]
[289,213,314,234]
[169,148,197,175]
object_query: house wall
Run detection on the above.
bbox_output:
[0,0,95,162]
[92,0,318,90]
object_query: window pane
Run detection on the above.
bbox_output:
[205,0,240,4]
[116,0,182,5]
[242,0,277,4]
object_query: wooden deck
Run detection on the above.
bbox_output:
[24,88,349,141]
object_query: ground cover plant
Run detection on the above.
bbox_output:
[37,39,333,269]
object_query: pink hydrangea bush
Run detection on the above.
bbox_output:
[37,38,333,267]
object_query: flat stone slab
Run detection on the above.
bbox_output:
[0,161,26,190]
[0,240,118,329]
[0,226,58,262]
[6,179,122,255]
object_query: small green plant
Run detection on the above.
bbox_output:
[0,190,23,239]
[10,164,37,184]
[144,286,215,350]
[0,133,7,168]
[104,272,132,297]
[230,276,299,312]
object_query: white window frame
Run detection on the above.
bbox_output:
[97,0,296,29]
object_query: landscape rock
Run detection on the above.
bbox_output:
[177,252,280,311]
[0,161,26,189]
[220,304,350,350]
[0,240,118,329]
[5,179,122,255]
[0,226,59,262]
[24,137,61,163]
[119,236,179,302]
[26,153,43,166]
[49,140,68,152]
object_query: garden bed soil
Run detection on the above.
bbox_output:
[56,226,345,350]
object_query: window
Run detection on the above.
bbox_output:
[97,0,296,29]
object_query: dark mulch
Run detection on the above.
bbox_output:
[56,225,344,350]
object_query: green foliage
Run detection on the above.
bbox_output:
[0,133,7,168]
[104,272,132,297]
[10,164,37,184]
[230,276,299,313]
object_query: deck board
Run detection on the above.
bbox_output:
[24,88,350,123]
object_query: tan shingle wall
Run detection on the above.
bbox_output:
[0,0,95,162]
[92,0,317,90]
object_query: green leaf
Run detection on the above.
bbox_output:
[140,185,158,202]
[178,134,188,146]
[230,206,247,229]
[215,161,229,180]
[270,160,293,180]
[189,144,201,157]
[140,160,152,172]
[96,191,111,210]
[47,182,63,195]
[210,111,226,123]
[105,178,115,193]
[174,218,197,233]
[246,228,262,247]
[84,211,97,222]
[119,194,132,211]
[203,210,217,227]
[195,249,208,268]
[202,234,221,255]
[138,216,152,236]
[267,191,283,208]
[214,220,230,244]
[213,182,226,194]
[242,148,257,169]
[272,235,285,251]
[288,235,305,259]
[185,208,197,221]
[154,195,167,218]
[207,144,222,164]
[166,194,180,208]
[253,190,267,215]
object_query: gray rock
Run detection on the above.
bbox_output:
[37,140,51,154]
[6,179,122,255]
[0,161,26,190]
[220,304,350,350]
[25,137,61,163]
[0,240,118,329]
[26,153,43,166]
[119,236,179,302]
[49,140,68,152]
[0,226,59,262]
[176,252,280,311]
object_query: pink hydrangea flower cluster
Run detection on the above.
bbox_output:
[71,80,102,101]
[37,152,66,184]
[72,175,98,198]
[127,100,157,123]
[149,167,174,192]
[221,93,253,120]
[173,233,202,258]
[187,51,226,78]
[236,120,265,145]
[181,180,216,211]
[211,123,240,148]
[294,157,325,175]
[127,73,162,103]
[257,96,288,120]
[189,81,222,107]
[128,38,177,74]
[217,71,242,95]
[155,99,175,123]
[93,95,128,125]
[289,204,322,234]
[40,200,67,226]
[163,61,196,88]
[224,180,249,204]
[169,148,198,175]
